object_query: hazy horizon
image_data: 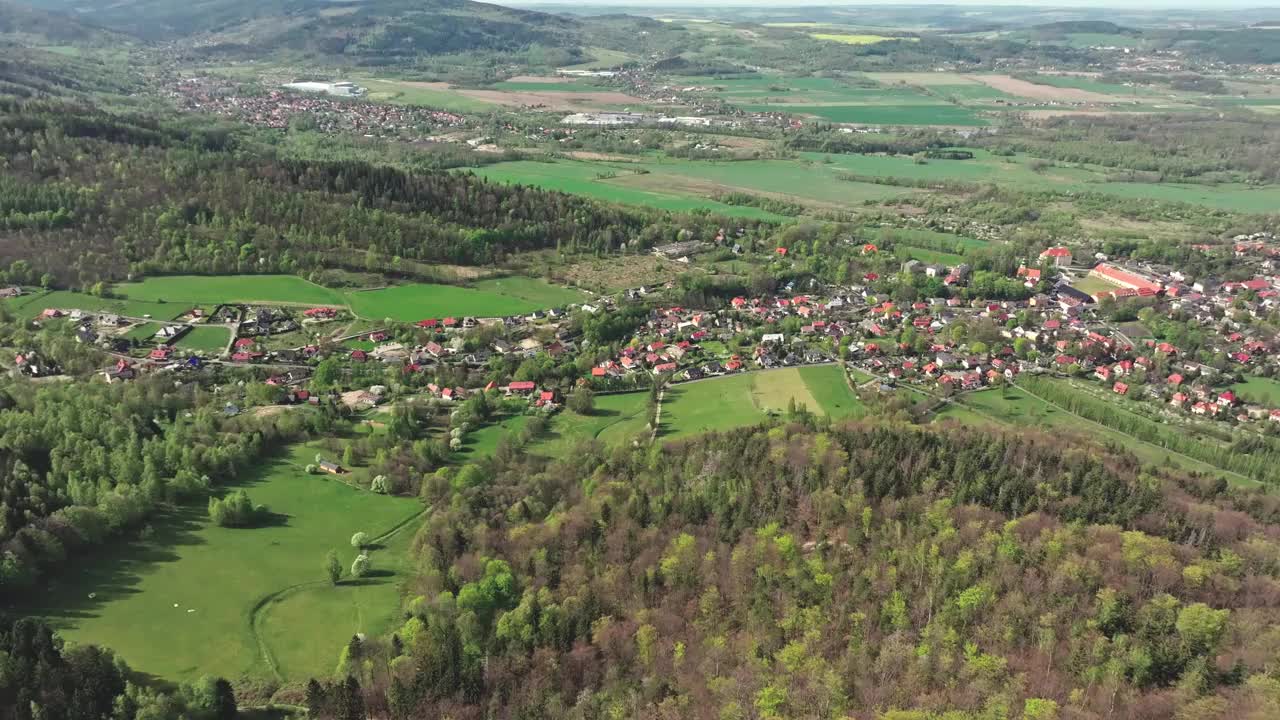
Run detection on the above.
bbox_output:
[507,1,1280,8]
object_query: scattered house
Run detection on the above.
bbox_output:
[319,460,346,474]
[1113,382,1129,395]
[506,380,537,395]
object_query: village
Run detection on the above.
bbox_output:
[11,231,1280,438]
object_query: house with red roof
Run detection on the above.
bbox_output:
[1039,247,1072,267]
[1167,373,1183,387]
[506,381,536,394]
[1113,382,1129,395]
[1217,391,1237,407]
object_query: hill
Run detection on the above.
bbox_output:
[17,0,672,65]
[0,0,125,46]
[1031,20,1139,36]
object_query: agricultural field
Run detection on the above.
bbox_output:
[465,160,787,219]
[809,33,899,45]
[1,290,190,321]
[173,325,232,354]
[344,278,582,321]
[25,442,423,683]
[115,275,345,307]
[897,246,965,266]
[745,103,989,126]
[1230,376,1280,406]
[356,78,497,113]
[470,157,913,215]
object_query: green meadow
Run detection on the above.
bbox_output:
[466,161,787,219]
[115,275,345,307]
[174,326,232,354]
[2,290,191,321]
[26,442,423,682]
[345,278,580,321]
[1230,376,1280,406]
[744,103,989,126]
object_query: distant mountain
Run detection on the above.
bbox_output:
[19,0,599,60]
[0,0,125,46]
[1031,20,1141,36]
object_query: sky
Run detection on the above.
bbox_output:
[511,1,1271,7]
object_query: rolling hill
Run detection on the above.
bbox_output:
[16,0,675,64]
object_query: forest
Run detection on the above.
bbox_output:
[296,418,1280,719]
[0,97,770,287]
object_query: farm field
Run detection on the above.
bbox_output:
[25,442,423,683]
[115,275,345,307]
[344,278,580,321]
[806,150,1280,212]
[2,290,190,321]
[1230,376,1280,406]
[898,246,965,265]
[745,103,989,126]
[356,78,497,113]
[470,276,587,307]
[809,33,897,44]
[954,385,1256,486]
[620,158,917,207]
[466,160,787,219]
[173,325,232,354]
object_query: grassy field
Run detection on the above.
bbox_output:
[345,278,579,321]
[357,78,495,112]
[26,442,423,682]
[1231,376,1280,406]
[796,364,864,418]
[809,33,898,44]
[124,322,161,341]
[174,326,232,354]
[115,275,345,307]
[743,103,988,126]
[898,246,965,265]
[470,277,586,307]
[1070,275,1120,297]
[2,290,191,321]
[465,161,787,219]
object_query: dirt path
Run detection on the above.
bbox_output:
[973,74,1120,103]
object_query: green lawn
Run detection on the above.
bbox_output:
[124,322,161,341]
[1231,376,1280,406]
[25,443,423,683]
[540,392,652,453]
[796,365,865,418]
[1070,275,1119,297]
[174,326,232,354]
[114,275,345,307]
[345,279,577,321]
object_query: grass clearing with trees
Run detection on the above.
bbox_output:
[24,443,422,683]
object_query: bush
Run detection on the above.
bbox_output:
[207,490,267,528]
[351,531,368,548]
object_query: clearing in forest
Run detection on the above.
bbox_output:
[25,442,423,682]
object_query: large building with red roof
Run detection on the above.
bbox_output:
[1086,263,1163,300]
